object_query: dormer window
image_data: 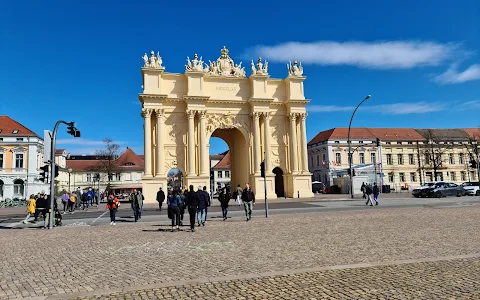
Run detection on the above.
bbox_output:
[0,129,2,133]
[124,162,135,166]
[12,130,19,134]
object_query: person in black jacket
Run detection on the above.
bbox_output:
[156,187,165,211]
[241,183,255,221]
[219,187,230,221]
[202,186,210,221]
[196,186,209,226]
[34,192,47,223]
[186,185,198,232]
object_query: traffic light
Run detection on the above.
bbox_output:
[67,122,81,138]
[470,159,478,169]
[39,165,49,182]
[210,171,214,180]
[54,164,59,178]
[376,138,380,147]
[260,161,265,178]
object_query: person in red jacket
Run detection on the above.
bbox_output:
[106,195,120,225]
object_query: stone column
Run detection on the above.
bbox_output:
[300,113,309,172]
[155,109,165,177]
[289,113,299,173]
[263,112,271,174]
[142,108,153,177]
[187,110,196,176]
[252,112,261,174]
[198,111,208,176]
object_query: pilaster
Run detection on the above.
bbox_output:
[299,113,310,173]
[252,112,261,175]
[198,110,208,176]
[186,110,197,176]
[263,112,272,175]
[155,109,165,177]
[289,113,299,174]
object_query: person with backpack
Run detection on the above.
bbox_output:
[167,190,182,231]
[185,185,198,232]
[106,195,120,225]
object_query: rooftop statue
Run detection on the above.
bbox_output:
[287,60,303,77]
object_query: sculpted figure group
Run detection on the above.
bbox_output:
[142,51,164,69]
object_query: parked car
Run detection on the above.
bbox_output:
[427,182,464,198]
[312,181,326,194]
[412,182,437,198]
[462,182,480,196]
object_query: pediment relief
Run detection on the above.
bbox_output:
[205,112,250,135]
[11,146,27,152]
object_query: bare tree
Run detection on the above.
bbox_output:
[416,129,454,182]
[94,138,120,192]
[464,128,480,182]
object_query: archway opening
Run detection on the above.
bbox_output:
[209,128,249,197]
[13,179,24,198]
[272,167,285,198]
[167,168,183,191]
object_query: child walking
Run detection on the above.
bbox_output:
[106,195,120,225]
[23,194,36,224]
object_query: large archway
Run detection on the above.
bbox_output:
[209,127,249,193]
[272,167,285,198]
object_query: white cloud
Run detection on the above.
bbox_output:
[56,138,125,146]
[248,41,462,69]
[308,102,445,115]
[434,64,480,84]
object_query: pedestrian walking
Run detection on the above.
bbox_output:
[365,183,374,206]
[23,194,36,224]
[361,182,366,199]
[81,190,89,210]
[75,187,82,209]
[34,193,47,224]
[202,186,210,221]
[156,187,165,211]
[167,190,182,231]
[67,192,76,213]
[373,182,379,206]
[235,184,242,206]
[197,186,208,226]
[60,192,69,213]
[87,188,94,208]
[106,195,120,225]
[186,185,198,232]
[131,189,143,222]
[219,187,230,220]
[241,183,255,221]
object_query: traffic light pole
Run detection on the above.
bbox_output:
[48,120,80,229]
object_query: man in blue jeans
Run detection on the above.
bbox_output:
[241,183,255,221]
[196,186,209,226]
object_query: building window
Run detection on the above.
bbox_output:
[425,152,431,164]
[450,172,456,181]
[16,138,24,141]
[399,173,405,182]
[13,179,24,197]
[370,153,376,164]
[386,142,391,145]
[408,154,414,165]
[87,173,92,181]
[386,154,392,165]
[225,171,230,178]
[459,153,464,165]
[397,154,403,165]
[334,141,339,144]
[461,171,466,181]
[217,171,222,178]
[358,141,363,144]
[359,153,365,164]
[0,153,4,169]
[410,172,416,182]
[322,153,326,164]
[335,153,341,164]
[115,173,121,181]
[310,156,313,167]
[15,154,24,168]
[448,154,454,164]
[471,171,477,180]
[397,142,402,145]
[316,155,320,167]
[388,172,394,182]
[408,142,413,145]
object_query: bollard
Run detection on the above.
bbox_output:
[297,191,300,198]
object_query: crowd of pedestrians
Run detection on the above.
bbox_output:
[361,182,380,206]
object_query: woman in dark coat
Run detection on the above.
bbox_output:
[219,187,230,221]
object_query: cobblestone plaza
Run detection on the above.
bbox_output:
[1,205,480,299]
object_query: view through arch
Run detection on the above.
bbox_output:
[167,168,183,191]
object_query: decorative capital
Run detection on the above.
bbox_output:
[186,110,196,119]
[299,113,307,121]
[288,113,297,121]
[198,110,207,118]
[155,109,165,118]
[251,112,261,120]
[141,108,153,118]
[262,112,271,122]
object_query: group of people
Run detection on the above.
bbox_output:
[23,191,62,228]
[361,182,380,206]
[156,183,256,232]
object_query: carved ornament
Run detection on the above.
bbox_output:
[142,51,164,69]
[205,112,249,135]
[141,108,153,118]
[186,110,197,119]
[186,46,246,78]
[155,109,165,118]
[287,60,304,77]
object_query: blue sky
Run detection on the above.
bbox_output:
[1,0,479,156]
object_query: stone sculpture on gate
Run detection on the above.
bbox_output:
[251,57,269,75]
[287,60,303,76]
[142,51,164,69]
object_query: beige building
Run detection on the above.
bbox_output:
[211,151,231,191]
[308,128,479,192]
[138,47,314,202]
[0,116,48,200]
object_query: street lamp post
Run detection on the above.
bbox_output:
[348,95,371,199]
[68,167,72,192]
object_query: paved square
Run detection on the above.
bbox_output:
[0,205,479,299]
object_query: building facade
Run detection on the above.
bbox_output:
[139,47,314,202]
[308,128,480,191]
[211,151,231,191]
[0,116,48,200]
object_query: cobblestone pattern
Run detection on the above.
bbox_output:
[0,207,480,298]
[74,257,480,299]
